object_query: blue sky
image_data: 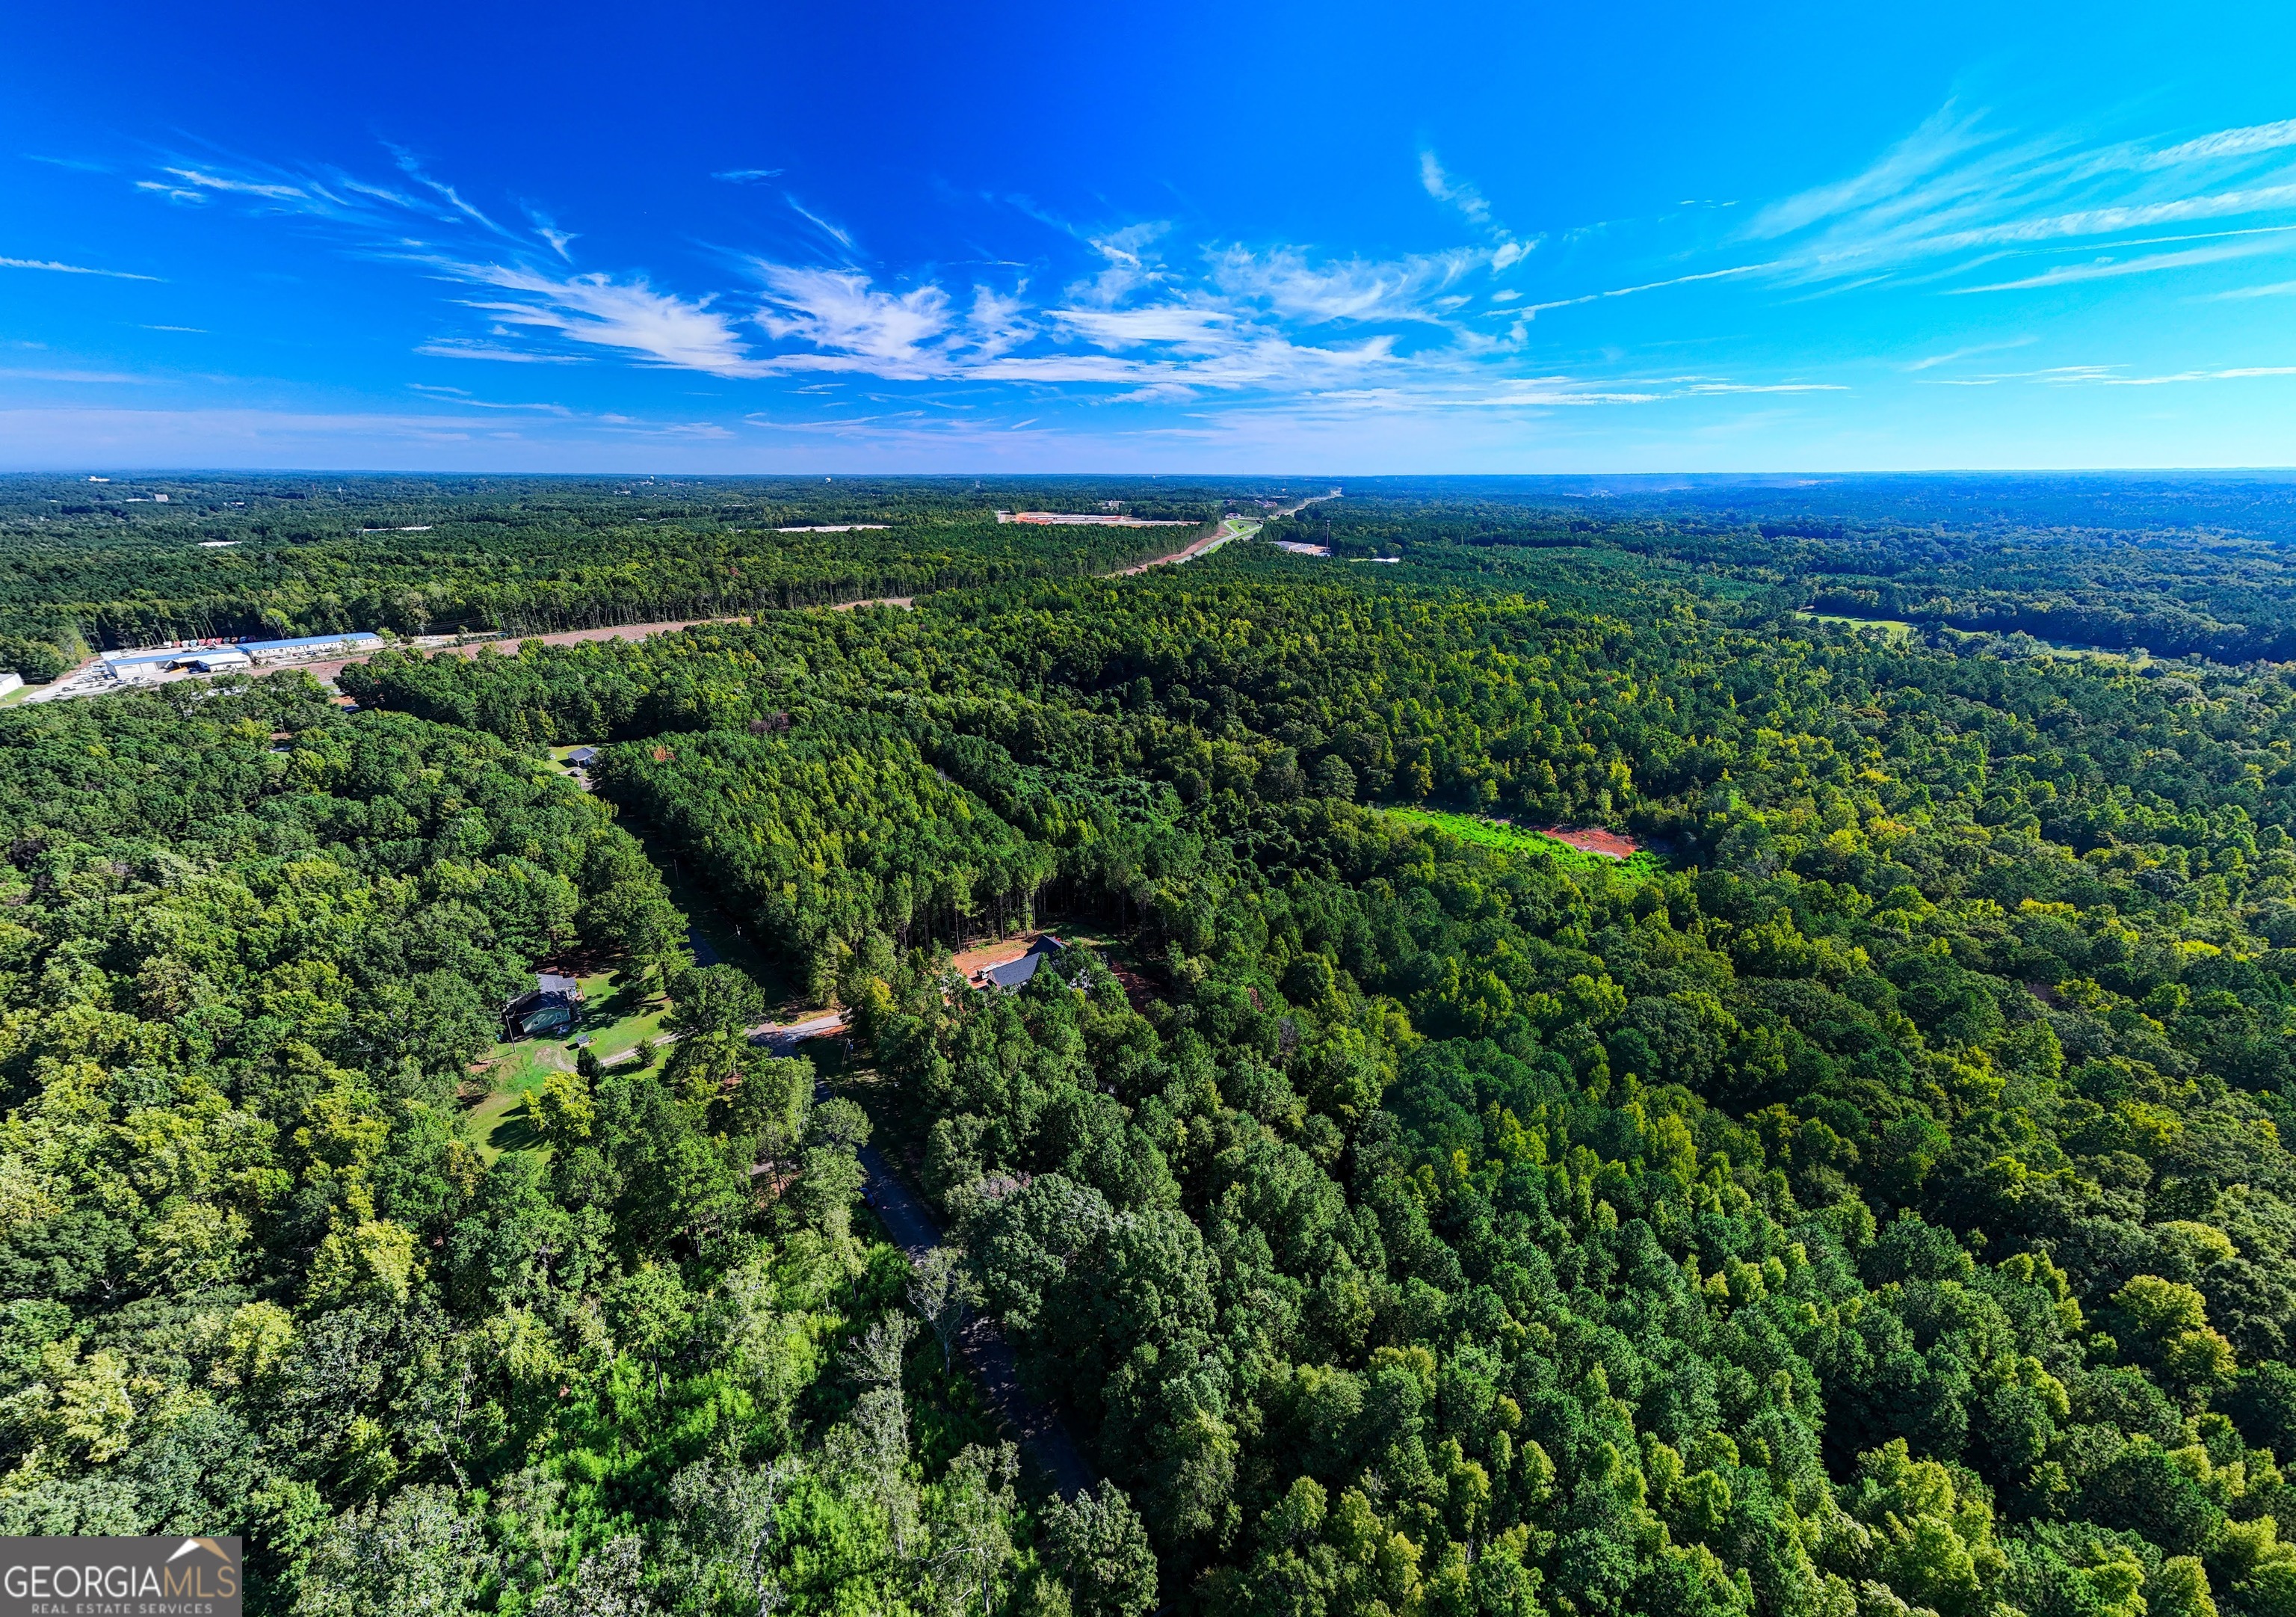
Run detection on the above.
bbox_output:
[6,0,2296,472]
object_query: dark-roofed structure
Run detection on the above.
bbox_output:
[504,972,583,1038]
[978,934,1067,991]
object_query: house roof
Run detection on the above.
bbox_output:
[536,973,581,998]
[980,935,1066,990]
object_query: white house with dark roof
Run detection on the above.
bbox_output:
[976,935,1068,991]
[504,972,583,1038]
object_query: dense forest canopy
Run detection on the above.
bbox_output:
[7,470,2296,669]
[0,474,1293,662]
[4,474,2296,1617]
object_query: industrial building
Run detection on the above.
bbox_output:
[234,632,385,661]
[99,630,383,683]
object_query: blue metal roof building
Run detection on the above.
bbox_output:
[101,648,191,671]
[101,631,383,680]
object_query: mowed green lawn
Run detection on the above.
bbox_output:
[466,963,672,1161]
[1384,807,1667,882]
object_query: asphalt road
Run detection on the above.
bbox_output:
[749,1014,1096,1501]
[855,1141,1096,1500]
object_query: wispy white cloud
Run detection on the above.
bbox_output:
[752,265,951,372]
[713,168,784,184]
[527,209,576,261]
[405,383,572,413]
[1916,361,2296,388]
[2144,117,2296,169]
[1677,380,1845,394]
[1211,244,1480,327]
[0,368,152,384]
[0,256,161,281]
[1419,150,1534,269]
[1951,238,2286,292]
[450,262,769,375]
[1727,101,2296,296]
[1050,305,1230,351]
[1523,261,1776,315]
[595,416,735,438]
[1420,151,1493,229]
[1067,221,1171,307]
[1744,103,1994,241]
[387,144,510,237]
[963,285,1036,360]
[156,165,309,200]
[786,197,856,252]
[415,338,591,363]
[1936,185,2296,250]
[2209,279,2296,300]
[2088,364,2296,386]
[1904,335,2035,369]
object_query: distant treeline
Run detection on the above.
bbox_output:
[0,475,1277,665]
[1264,492,2296,664]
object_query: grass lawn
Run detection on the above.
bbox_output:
[1385,807,1667,883]
[466,961,673,1161]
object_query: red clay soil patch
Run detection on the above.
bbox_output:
[1105,960,1163,1011]
[1540,825,1643,860]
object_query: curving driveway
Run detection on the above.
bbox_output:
[750,1014,1096,1500]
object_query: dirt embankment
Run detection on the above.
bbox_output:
[1113,517,1254,576]
[1536,825,1644,860]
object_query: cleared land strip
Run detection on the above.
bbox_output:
[1113,514,1259,575]
[49,510,1287,701]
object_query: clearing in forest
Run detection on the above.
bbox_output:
[464,962,671,1159]
[1386,807,1667,881]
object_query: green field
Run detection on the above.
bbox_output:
[1383,806,1666,881]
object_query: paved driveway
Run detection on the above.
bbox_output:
[749,1014,1096,1500]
